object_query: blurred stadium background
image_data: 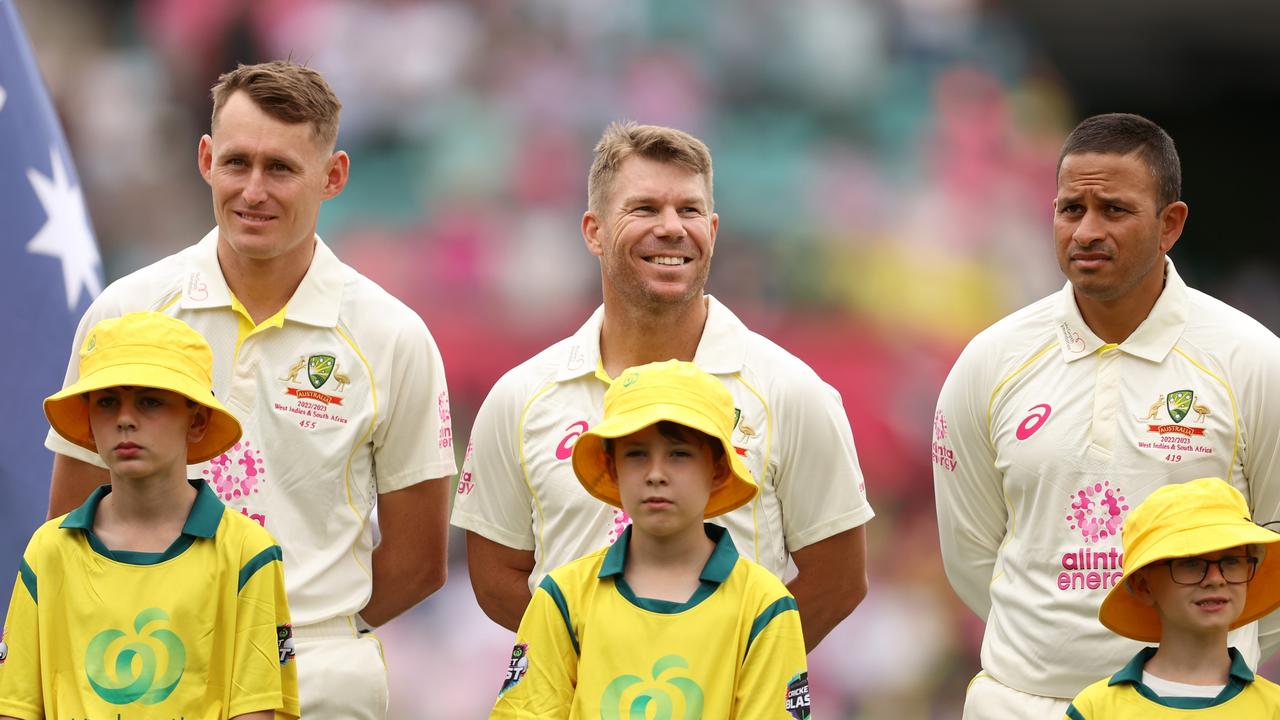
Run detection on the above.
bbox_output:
[11,0,1280,717]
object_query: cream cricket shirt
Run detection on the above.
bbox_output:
[45,229,457,626]
[933,259,1280,699]
[451,296,873,589]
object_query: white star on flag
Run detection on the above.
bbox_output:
[0,84,7,111]
[26,146,102,309]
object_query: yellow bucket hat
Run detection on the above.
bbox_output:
[571,360,757,519]
[44,312,242,464]
[1099,477,1280,642]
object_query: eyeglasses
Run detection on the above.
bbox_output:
[1161,555,1258,585]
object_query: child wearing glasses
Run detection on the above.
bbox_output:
[1066,477,1280,718]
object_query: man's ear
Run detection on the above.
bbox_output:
[321,150,350,200]
[198,135,214,185]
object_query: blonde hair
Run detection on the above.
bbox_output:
[210,61,342,150]
[587,121,713,216]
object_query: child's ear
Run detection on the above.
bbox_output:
[711,453,731,490]
[187,406,211,444]
[1127,571,1156,607]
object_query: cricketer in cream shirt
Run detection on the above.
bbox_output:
[45,229,457,628]
[452,296,874,592]
[933,258,1280,699]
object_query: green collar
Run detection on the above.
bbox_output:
[60,480,225,565]
[598,523,739,613]
[1108,646,1254,709]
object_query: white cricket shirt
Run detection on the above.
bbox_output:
[451,295,873,590]
[46,229,457,626]
[933,259,1280,698]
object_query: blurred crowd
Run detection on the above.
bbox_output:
[19,0,1276,717]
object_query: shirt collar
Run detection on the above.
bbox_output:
[60,479,225,539]
[1053,257,1189,364]
[553,295,749,382]
[1110,646,1254,688]
[180,228,346,327]
[598,522,739,584]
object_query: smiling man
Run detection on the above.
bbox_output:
[452,122,874,652]
[44,62,456,720]
[932,112,1280,718]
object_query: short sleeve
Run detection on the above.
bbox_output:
[1064,681,1102,720]
[370,312,457,494]
[0,550,45,720]
[737,593,809,719]
[230,541,299,719]
[770,368,874,551]
[450,373,537,551]
[489,577,579,718]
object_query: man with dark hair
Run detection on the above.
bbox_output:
[932,112,1280,717]
[45,61,455,720]
[452,121,874,652]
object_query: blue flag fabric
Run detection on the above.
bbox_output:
[0,0,103,575]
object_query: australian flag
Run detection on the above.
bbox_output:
[0,1,102,574]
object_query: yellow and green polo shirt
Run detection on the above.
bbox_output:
[0,481,299,719]
[1066,647,1280,718]
[491,524,810,719]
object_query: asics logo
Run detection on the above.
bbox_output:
[555,421,590,460]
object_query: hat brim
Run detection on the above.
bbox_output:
[45,362,242,465]
[1099,522,1280,642]
[571,401,757,519]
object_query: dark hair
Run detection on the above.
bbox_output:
[603,421,725,461]
[1057,113,1181,208]
[211,61,342,150]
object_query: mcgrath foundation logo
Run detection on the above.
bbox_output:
[601,655,703,720]
[85,608,185,705]
[1067,480,1129,544]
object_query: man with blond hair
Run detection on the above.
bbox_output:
[452,121,874,651]
[45,61,455,719]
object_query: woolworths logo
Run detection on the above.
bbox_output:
[601,655,703,719]
[85,608,186,705]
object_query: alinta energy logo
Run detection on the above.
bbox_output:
[85,608,186,706]
[601,655,703,719]
[1059,481,1129,592]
